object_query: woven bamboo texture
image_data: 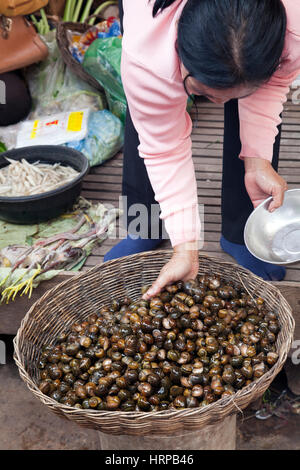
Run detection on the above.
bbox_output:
[56,18,104,93]
[14,251,295,436]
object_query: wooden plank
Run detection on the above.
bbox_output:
[193,148,300,159]
[191,142,300,156]
[89,172,122,182]
[81,191,121,202]
[191,128,300,139]
[83,182,122,192]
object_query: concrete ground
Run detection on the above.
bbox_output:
[1,335,299,451]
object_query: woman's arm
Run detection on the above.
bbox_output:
[121,49,201,248]
[121,50,201,297]
[239,69,300,163]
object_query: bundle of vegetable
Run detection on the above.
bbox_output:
[0,158,79,197]
[30,8,50,35]
[30,1,118,33]
[63,0,118,24]
[0,198,120,303]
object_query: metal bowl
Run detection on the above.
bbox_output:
[244,189,300,265]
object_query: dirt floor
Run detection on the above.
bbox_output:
[0,335,299,451]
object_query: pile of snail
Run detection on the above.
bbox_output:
[37,275,280,411]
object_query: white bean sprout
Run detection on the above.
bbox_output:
[0,158,80,197]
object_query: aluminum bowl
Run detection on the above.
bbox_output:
[244,189,300,265]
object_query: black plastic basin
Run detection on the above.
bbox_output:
[0,145,90,224]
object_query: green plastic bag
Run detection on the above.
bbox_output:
[83,37,127,124]
[26,31,104,118]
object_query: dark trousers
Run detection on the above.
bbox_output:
[119,1,281,244]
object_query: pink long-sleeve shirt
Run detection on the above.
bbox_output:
[121,0,300,247]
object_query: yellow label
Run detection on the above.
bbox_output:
[67,112,83,132]
[30,120,39,139]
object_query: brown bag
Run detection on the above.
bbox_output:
[0,0,49,17]
[0,15,48,74]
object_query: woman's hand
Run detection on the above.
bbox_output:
[142,241,199,300]
[244,157,288,212]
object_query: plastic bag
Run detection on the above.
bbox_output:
[26,30,105,118]
[0,122,20,150]
[16,109,90,147]
[69,18,121,63]
[66,110,123,167]
[83,37,126,123]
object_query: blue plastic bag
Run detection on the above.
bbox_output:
[66,110,123,167]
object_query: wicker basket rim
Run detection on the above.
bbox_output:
[56,20,105,93]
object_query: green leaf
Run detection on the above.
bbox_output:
[0,221,38,249]
[0,142,7,153]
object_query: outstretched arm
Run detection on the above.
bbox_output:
[121,50,201,296]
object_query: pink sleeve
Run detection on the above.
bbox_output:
[239,69,300,161]
[121,49,201,247]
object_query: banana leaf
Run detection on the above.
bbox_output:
[0,198,120,303]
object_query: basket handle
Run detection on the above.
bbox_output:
[83,13,105,25]
[84,0,119,25]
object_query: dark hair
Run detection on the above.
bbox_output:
[152,0,287,89]
[152,0,177,17]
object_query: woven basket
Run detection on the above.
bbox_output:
[14,251,295,437]
[56,16,105,93]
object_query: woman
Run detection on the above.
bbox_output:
[104,0,300,299]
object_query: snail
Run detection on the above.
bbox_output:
[37,276,280,411]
